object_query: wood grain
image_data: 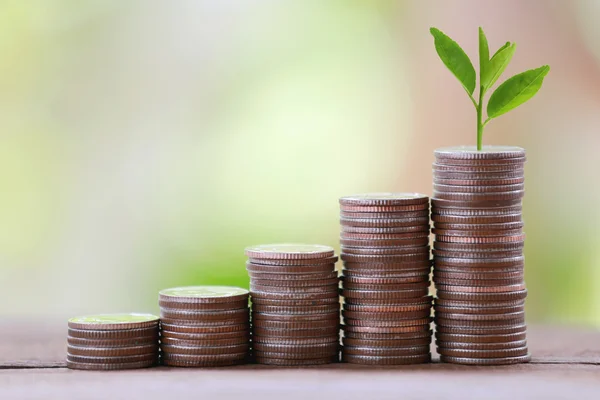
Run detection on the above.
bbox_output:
[0,320,598,399]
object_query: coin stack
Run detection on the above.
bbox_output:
[245,244,340,366]
[67,313,159,370]
[159,286,250,367]
[431,146,530,365]
[339,193,433,365]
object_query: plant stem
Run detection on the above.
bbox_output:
[476,85,484,151]
[468,93,478,108]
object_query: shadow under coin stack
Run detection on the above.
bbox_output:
[245,244,340,366]
[431,146,530,365]
[339,193,433,365]
[67,313,159,370]
[158,286,250,367]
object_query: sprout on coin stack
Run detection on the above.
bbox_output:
[66,313,159,370]
[245,244,340,366]
[158,286,250,367]
[428,26,549,365]
[339,194,433,365]
[431,148,530,365]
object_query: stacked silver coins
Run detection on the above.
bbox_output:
[67,313,159,370]
[159,286,250,367]
[245,244,340,366]
[431,146,530,365]
[339,193,433,365]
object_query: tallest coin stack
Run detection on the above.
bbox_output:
[431,146,530,365]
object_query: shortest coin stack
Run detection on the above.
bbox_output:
[159,286,250,367]
[245,244,340,366]
[67,313,160,370]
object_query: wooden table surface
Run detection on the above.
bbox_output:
[1,320,599,399]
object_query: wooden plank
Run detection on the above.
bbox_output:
[0,320,599,398]
[525,325,600,364]
[0,320,66,368]
[1,363,599,399]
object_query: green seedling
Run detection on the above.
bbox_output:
[430,27,550,150]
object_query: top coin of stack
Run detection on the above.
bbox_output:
[159,286,250,367]
[67,313,159,370]
[339,193,433,365]
[245,244,340,366]
[431,146,530,365]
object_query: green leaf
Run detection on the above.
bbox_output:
[492,42,511,59]
[487,65,550,119]
[479,27,489,85]
[430,27,476,95]
[482,43,516,90]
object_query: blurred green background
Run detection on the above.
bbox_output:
[0,0,598,326]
